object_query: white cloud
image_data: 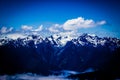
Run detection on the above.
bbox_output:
[59,30,79,38]
[63,17,106,30]
[6,33,27,39]
[48,24,61,33]
[9,27,13,32]
[47,17,106,37]
[97,20,106,25]
[21,25,43,32]
[0,27,13,34]
[34,25,43,31]
[48,27,59,33]
[59,31,76,36]
[0,74,68,80]
[21,25,33,31]
[0,17,106,37]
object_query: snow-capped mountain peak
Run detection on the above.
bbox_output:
[0,33,120,48]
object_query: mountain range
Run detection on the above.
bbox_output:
[0,33,120,79]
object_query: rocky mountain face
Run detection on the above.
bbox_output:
[0,33,120,76]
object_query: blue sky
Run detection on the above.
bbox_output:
[0,0,120,38]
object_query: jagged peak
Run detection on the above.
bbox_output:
[0,33,120,48]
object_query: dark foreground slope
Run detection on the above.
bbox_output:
[0,34,120,79]
[68,48,120,80]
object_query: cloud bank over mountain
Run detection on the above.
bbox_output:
[0,27,13,34]
[0,17,106,37]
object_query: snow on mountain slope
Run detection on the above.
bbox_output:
[0,33,120,47]
[0,33,120,55]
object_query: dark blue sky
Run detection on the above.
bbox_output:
[0,0,120,38]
